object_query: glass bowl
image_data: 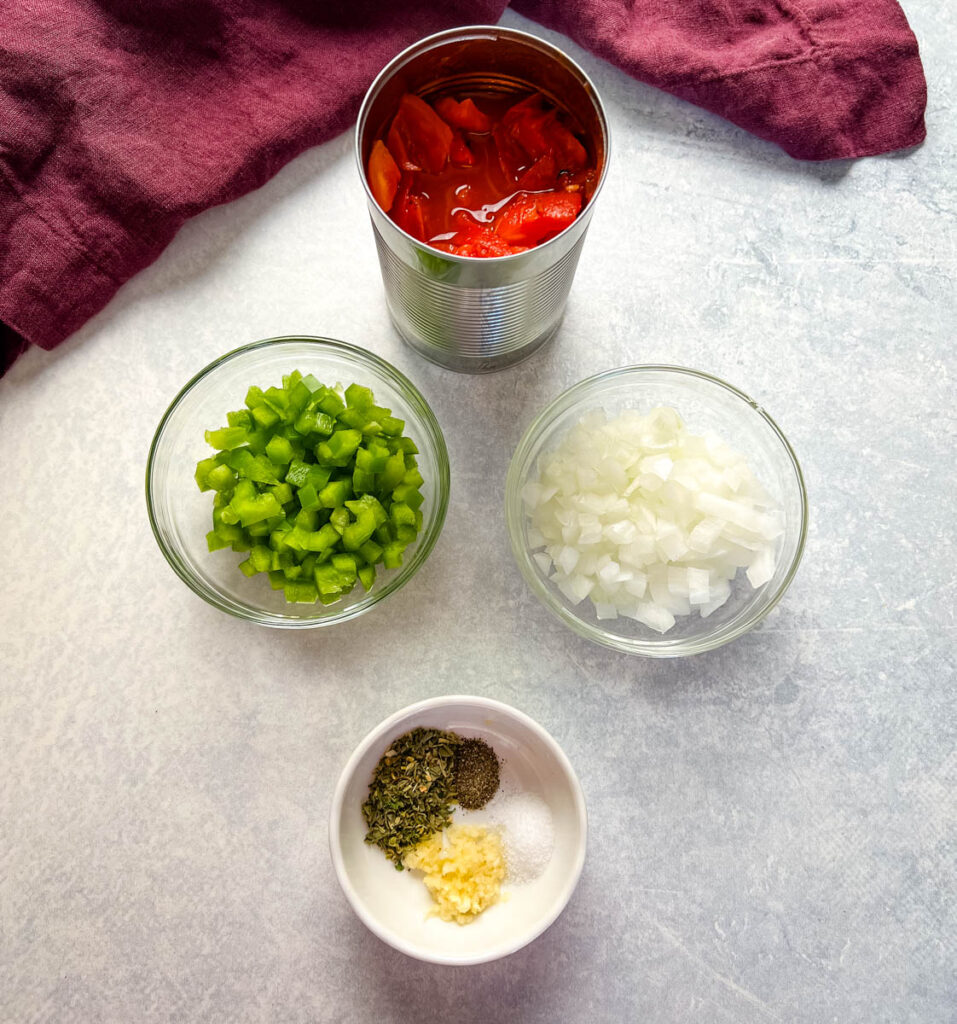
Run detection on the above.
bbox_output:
[146,336,450,628]
[505,365,807,656]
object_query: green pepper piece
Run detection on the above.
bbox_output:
[308,465,333,490]
[331,553,358,583]
[269,482,294,506]
[284,579,319,603]
[238,558,257,577]
[227,409,253,430]
[231,479,256,502]
[314,524,340,551]
[317,429,362,466]
[390,502,416,530]
[330,506,350,535]
[319,478,352,508]
[355,446,386,475]
[246,429,269,455]
[379,452,406,491]
[269,519,294,549]
[287,379,311,413]
[248,455,280,484]
[226,449,278,484]
[251,403,280,429]
[314,412,335,436]
[221,448,255,476]
[337,407,367,430]
[352,466,375,494]
[293,408,315,435]
[357,564,376,591]
[284,525,307,552]
[265,435,294,465]
[402,467,424,489]
[206,530,231,552]
[379,415,405,436]
[205,426,248,450]
[284,460,310,488]
[195,457,217,491]
[374,523,395,546]
[262,386,289,416]
[204,464,234,492]
[345,383,375,409]
[346,494,388,526]
[382,541,405,570]
[231,491,282,526]
[314,564,344,596]
[341,510,377,551]
[359,539,384,565]
[250,545,273,572]
[268,570,286,590]
[392,483,424,509]
[316,388,345,417]
[295,508,319,531]
[297,483,320,512]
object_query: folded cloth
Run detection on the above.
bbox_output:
[514,0,927,160]
[0,0,926,373]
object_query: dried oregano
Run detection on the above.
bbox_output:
[362,728,460,868]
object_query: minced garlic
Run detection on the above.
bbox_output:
[403,824,506,925]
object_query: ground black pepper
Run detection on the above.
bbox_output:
[453,738,500,810]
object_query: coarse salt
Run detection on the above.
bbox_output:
[485,791,554,885]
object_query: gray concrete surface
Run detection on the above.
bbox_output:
[1,6,954,1022]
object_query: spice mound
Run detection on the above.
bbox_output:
[361,725,555,926]
[403,824,506,925]
[454,737,500,810]
[486,791,554,884]
[362,728,459,868]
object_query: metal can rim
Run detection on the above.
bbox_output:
[354,23,612,265]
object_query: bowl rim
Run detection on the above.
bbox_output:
[354,23,611,264]
[504,364,808,657]
[145,335,450,628]
[328,694,588,965]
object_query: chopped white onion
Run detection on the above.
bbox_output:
[523,405,783,634]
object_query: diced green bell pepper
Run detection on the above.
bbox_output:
[319,478,352,508]
[265,435,294,465]
[205,426,248,450]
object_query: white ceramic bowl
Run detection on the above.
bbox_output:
[329,696,587,965]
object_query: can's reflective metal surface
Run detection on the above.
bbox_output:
[356,26,610,373]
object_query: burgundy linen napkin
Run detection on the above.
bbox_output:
[0,0,926,373]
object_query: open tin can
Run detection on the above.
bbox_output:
[356,25,610,373]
